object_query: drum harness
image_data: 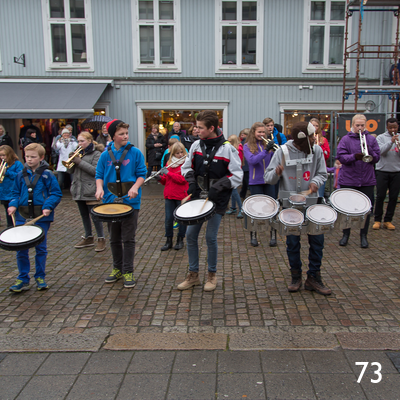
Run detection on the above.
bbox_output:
[21,167,48,219]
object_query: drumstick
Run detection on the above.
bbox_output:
[181,193,192,204]
[24,214,45,226]
[300,189,312,197]
[11,213,15,227]
[199,198,208,213]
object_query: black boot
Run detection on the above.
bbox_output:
[339,229,350,246]
[269,229,277,247]
[360,234,369,248]
[250,231,258,247]
[161,237,173,251]
[174,236,184,250]
[304,272,332,296]
[288,271,302,292]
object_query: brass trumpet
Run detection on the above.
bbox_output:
[0,159,7,183]
[261,136,279,151]
[62,147,83,169]
[359,130,373,163]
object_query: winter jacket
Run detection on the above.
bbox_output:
[68,143,104,201]
[55,139,79,172]
[0,160,24,201]
[272,128,287,146]
[336,131,380,187]
[159,164,188,200]
[243,141,273,185]
[240,139,249,172]
[146,133,166,167]
[0,133,13,149]
[9,160,62,223]
[375,131,400,172]
[319,137,330,163]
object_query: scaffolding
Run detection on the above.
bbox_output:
[342,0,400,113]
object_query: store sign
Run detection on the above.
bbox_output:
[337,113,386,138]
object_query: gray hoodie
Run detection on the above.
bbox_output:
[375,131,400,172]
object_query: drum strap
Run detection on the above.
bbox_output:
[22,168,45,218]
[108,144,133,197]
[199,140,226,190]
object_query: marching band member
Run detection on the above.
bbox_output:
[264,121,331,296]
[177,110,242,292]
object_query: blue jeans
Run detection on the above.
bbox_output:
[249,184,275,197]
[286,234,324,276]
[165,199,186,238]
[318,181,326,198]
[16,221,51,283]
[146,165,160,178]
[230,188,242,210]
[186,213,223,273]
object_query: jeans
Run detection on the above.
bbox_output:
[318,181,326,198]
[230,188,242,210]
[108,209,139,274]
[249,184,275,197]
[239,171,249,199]
[16,221,51,283]
[1,201,13,227]
[286,234,324,276]
[57,171,72,190]
[76,200,104,238]
[165,199,186,238]
[146,165,161,178]
[374,170,400,222]
[187,213,223,273]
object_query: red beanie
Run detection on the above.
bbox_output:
[106,119,124,139]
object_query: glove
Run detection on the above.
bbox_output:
[266,141,276,152]
[159,167,168,176]
[355,153,364,161]
[154,174,162,181]
[187,183,197,195]
[208,186,219,202]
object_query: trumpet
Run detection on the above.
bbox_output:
[392,132,400,151]
[62,146,83,169]
[261,136,279,151]
[359,130,373,163]
[0,159,7,183]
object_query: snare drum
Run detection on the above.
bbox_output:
[242,195,279,231]
[288,194,307,209]
[329,189,371,230]
[173,199,216,226]
[277,208,304,236]
[0,225,45,251]
[91,203,134,223]
[306,204,337,235]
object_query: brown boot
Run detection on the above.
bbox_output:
[304,272,331,296]
[177,271,200,290]
[288,271,302,292]
[95,238,106,252]
[74,236,94,248]
[204,272,217,292]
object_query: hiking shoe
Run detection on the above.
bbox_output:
[177,271,200,290]
[173,222,179,229]
[373,221,381,230]
[304,273,331,296]
[35,278,48,291]
[105,268,122,283]
[9,279,30,293]
[204,272,217,292]
[74,236,94,248]
[383,222,395,230]
[123,273,136,288]
[95,238,106,252]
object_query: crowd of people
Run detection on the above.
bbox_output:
[1,111,399,299]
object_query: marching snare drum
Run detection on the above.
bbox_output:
[329,189,371,230]
[277,208,304,236]
[288,194,307,209]
[242,195,279,231]
[306,204,337,235]
[173,199,216,226]
[91,203,134,223]
[0,225,45,251]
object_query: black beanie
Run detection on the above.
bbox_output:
[106,119,124,139]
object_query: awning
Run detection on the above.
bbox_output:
[0,80,111,119]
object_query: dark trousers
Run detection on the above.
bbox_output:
[374,170,400,223]
[76,200,104,238]
[239,171,249,199]
[165,199,186,238]
[1,201,13,227]
[341,185,375,236]
[286,234,324,276]
[249,184,274,197]
[146,165,161,179]
[108,209,139,274]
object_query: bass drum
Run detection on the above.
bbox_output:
[174,199,216,226]
[91,203,134,223]
[0,225,45,251]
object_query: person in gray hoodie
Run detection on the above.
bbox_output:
[264,121,330,296]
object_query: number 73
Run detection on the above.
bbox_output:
[355,362,382,383]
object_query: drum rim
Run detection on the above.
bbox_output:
[174,199,216,220]
[0,225,45,249]
[329,188,371,215]
[242,194,279,219]
[278,208,304,225]
[91,203,134,218]
[288,194,307,205]
[306,204,337,224]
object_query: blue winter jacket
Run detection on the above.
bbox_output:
[0,160,24,201]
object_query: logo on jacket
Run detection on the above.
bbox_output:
[303,171,310,181]
[122,159,130,166]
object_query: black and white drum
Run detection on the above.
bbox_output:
[277,208,304,236]
[242,194,279,231]
[174,199,216,226]
[0,225,45,251]
[306,204,337,235]
[329,188,371,230]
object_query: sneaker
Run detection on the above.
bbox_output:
[237,211,244,219]
[123,273,136,288]
[35,277,48,291]
[383,222,395,230]
[226,208,237,215]
[105,268,122,283]
[9,279,30,293]
[74,236,95,248]
[372,221,381,230]
[173,222,179,229]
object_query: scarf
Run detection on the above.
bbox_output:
[168,155,186,167]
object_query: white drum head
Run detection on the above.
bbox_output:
[0,225,43,244]
[306,205,337,224]
[242,195,279,219]
[329,189,371,215]
[279,209,304,225]
[176,199,214,218]
[289,194,306,205]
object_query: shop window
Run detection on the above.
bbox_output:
[215,0,264,73]
[133,0,181,72]
[303,0,346,73]
[41,0,94,71]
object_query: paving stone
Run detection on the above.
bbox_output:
[116,373,170,400]
[217,373,265,399]
[386,352,400,373]
[36,352,91,375]
[167,373,216,400]
[128,351,175,373]
[337,333,400,350]
[303,350,353,373]
[0,375,30,399]
[218,350,262,373]
[264,373,316,399]
[173,350,217,373]
[361,372,400,399]
[82,351,133,374]
[345,351,399,375]
[260,350,306,373]
[0,353,48,375]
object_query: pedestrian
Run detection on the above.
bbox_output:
[238,128,250,200]
[7,143,62,292]
[95,119,146,288]
[55,128,78,189]
[0,125,14,149]
[145,124,166,178]
[96,123,113,148]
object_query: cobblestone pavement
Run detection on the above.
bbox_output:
[0,183,399,335]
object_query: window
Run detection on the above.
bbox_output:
[303,0,346,72]
[215,0,263,73]
[41,0,94,70]
[133,0,181,72]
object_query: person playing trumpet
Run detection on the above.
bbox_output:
[373,117,400,230]
[55,128,78,190]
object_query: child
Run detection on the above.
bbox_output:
[156,142,188,251]
[8,143,62,292]
[0,145,24,227]
[95,119,147,288]
[226,135,244,218]
[238,128,250,200]
[161,137,179,168]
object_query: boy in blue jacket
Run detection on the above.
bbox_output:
[95,119,146,288]
[8,143,62,292]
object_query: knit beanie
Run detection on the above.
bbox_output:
[291,122,315,155]
[106,119,124,139]
[61,128,70,135]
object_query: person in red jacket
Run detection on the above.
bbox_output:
[156,142,189,251]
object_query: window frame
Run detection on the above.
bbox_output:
[302,0,347,73]
[215,0,264,74]
[41,0,94,71]
[132,0,182,73]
